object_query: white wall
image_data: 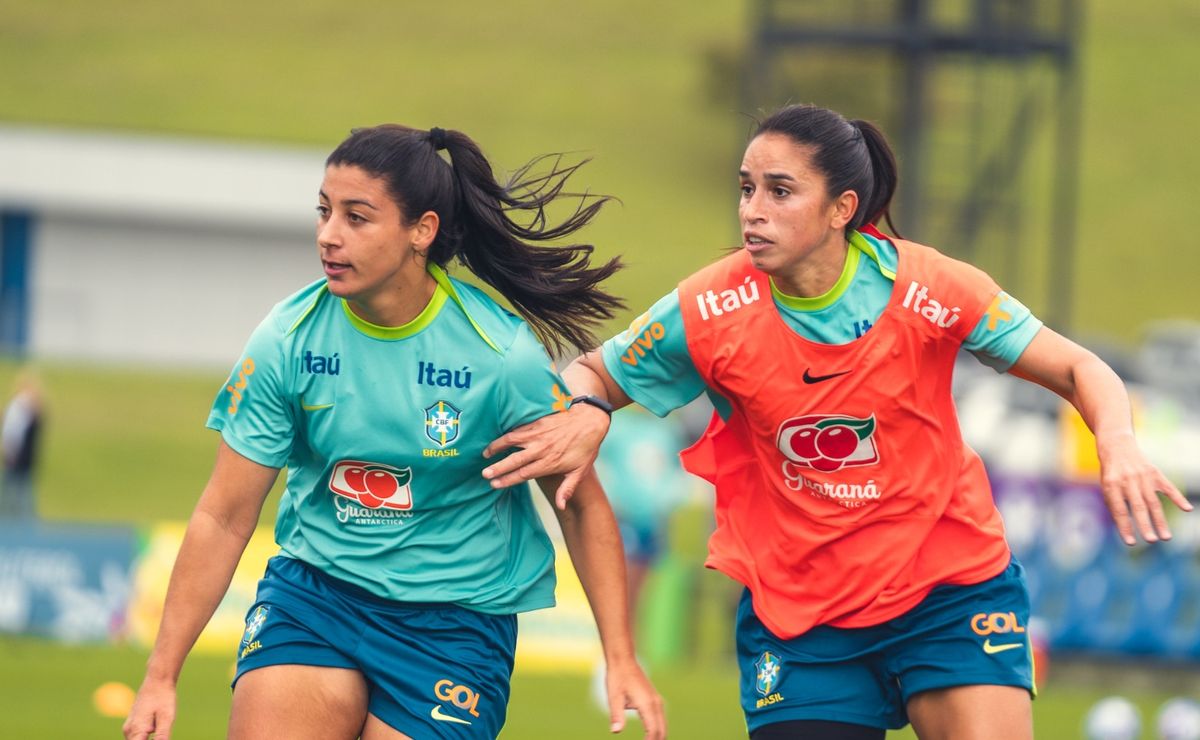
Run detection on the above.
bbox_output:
[31,214,318,367]
[0,125,332,368]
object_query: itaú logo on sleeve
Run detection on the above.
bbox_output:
[776,414,879,472]
[329,460,413,510]
[901,281,960,328]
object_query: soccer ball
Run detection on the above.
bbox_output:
[1156,697,1200,740]
[1083,696,1142,740]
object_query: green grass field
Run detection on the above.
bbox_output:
[2,633,1194,738]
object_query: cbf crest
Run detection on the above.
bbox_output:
[425,400,462,447]
[755,651,781,696]
[242,605,269,645]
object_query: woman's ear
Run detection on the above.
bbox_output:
[830,190,859,230]
[411,210,440,256]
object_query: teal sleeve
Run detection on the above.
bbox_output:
[497,323,569,430]
[963,291,1044,372]
[205,315,294,468]
[599,289,707,417]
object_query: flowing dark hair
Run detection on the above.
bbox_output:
[325,124,623,355]
[755,104,901,236]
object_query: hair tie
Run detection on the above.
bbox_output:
[429,127,448,151]
[848,119,865,142]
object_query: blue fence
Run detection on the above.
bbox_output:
[993,472,1200,660]
[0,521,137,642]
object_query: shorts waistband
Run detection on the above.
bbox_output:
[275,555,458,611]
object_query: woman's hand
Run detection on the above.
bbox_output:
[122,677,176,740]
[1096,430,1192,545]
[1010,326,1193,545]
[483,403,611,509]
[603,658,667,739]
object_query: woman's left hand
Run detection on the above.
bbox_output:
[604,659,666,739]
[1097,430,1193,545]
[1009,327,1193,546]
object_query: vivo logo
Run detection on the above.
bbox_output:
[226,359,256,415]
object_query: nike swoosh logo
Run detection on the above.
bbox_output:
[802,369,851,384]
[982,639,1024,655]
[430,705,471,725]
[300,396,334,411]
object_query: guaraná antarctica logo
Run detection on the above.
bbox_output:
[776,413,880,473]
[329,460,414,510]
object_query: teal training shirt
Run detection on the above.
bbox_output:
[207,266,565,614]
[601,230,1044,417]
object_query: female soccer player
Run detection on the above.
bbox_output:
[123,125,664,740]
[481,104,1191,739]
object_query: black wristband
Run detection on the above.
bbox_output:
[569,394,613,416]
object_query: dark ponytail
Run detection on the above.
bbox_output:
[326,125,623,355]
[756,105,901,237]
[847,119,900,236]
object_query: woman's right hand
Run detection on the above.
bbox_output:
[482,402,611,509]
[122,678,177,740]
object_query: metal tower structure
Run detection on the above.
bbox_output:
[742,0,1081,330]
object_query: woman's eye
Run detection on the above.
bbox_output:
[773,187,790,197]
[316,205,329,217]
[348,213,366,223]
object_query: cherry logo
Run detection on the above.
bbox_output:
[776,414,879,472]
[329,460,413,510]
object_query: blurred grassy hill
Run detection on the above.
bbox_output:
[0,0,745,327]
[1075,0,1200,338]
[3,0,1196,342]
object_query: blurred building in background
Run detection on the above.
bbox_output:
[0,126,323,366]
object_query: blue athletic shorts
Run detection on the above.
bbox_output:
[737,559,1034,732]
[617,519,665,565]
[234,555,518,738]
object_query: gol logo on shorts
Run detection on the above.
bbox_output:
[435,679,482,717]
[970,611,1026,636]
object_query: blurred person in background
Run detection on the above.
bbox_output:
[1,366,43,519]
[594,405,691,621]
[123,125,664,740]
[589,406,691,714]
[481,103,1191,740]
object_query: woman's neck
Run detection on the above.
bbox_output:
[346,270,438,328]
[771,238,850,298]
